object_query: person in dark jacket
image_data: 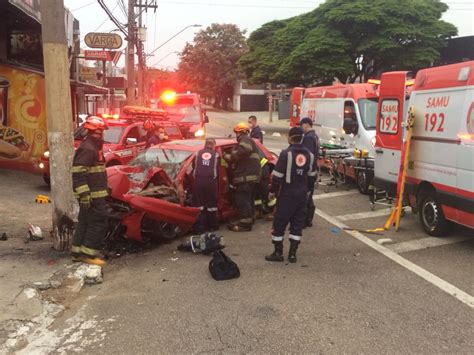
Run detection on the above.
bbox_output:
[300,117,320,227]
[193,138,219,233]
[248,115,263,143]
[224,122,261,232]
[71,116,109,266]
[265,126,317,263]
[143,119,168,148]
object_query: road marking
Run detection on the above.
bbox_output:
[336,208,394,221]
[315,208,474,309]
[313,190,359,200]
[387,236,473,254]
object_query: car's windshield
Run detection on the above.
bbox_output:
[129,147,193,179]
[164,105,201,123]
[358,98,378,130]
[73,126,125,144]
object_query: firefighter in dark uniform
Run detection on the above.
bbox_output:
[224,122,261,232]
[193,138,219,233]
[143,120,168,148]
[300,117,320,227]
[71,116,109,266]
[265,126,317,263]
[248,115,263,143]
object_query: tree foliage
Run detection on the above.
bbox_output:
[239,0,457,85]
[178,24,247,108]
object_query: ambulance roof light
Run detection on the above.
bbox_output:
[161,90,177,104]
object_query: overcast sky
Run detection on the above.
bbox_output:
[65,0,474,70]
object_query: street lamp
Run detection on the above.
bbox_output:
[147,24,202,58]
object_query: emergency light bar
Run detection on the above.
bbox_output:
[161,90,177,104]
[122,105,169,121]
[101,113,120,120]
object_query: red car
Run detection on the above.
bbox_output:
[106,138,278,243]
[39,118,183,184]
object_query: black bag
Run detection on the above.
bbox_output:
[209,250,240,281]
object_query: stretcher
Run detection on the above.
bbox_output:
[317,144,354,192]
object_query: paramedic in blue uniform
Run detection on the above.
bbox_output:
[300,117,320,227]
[193,138,219,233]
[265,127,317,263]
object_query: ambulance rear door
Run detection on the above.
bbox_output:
[374,72,408,194]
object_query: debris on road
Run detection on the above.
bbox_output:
[74,264,103,285]
[34,195,50,204]
[330,227,341,234]
[377,238,394,245]
[27,224,43,241]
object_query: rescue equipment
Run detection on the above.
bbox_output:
[35,195,50,204]
[209,250,240,281]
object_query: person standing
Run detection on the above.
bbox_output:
[225,122,261,232]
[300,117,320,227]
[193,138,219,233]
[265,127,317,263]
[248,115,263,143]
[71,116,110,266]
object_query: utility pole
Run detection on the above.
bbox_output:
[40,0,76,251]
[127,0,136,105]
[136,0,144,105]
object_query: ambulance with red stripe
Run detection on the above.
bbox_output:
[375,61,474,236]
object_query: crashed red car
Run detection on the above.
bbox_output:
[39,117,183,184]
[106,138,278,242]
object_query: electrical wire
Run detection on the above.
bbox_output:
[97,0,128,37]
[71,0,97,11]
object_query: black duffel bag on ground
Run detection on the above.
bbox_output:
[209,250,240,281]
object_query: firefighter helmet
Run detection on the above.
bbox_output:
[233,122,250,134]
[84,116,107,131]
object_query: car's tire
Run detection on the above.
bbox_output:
[356,170,371,195]
[140,216,181,243]
[418,190,452,237]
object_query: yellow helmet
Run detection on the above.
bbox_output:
[233,122,250,133]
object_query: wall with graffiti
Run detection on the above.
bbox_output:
[0,64,47,173]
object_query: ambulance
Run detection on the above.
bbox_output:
[291,83,379,193]
[374,61,474,236]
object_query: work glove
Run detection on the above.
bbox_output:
[79,195,92,210]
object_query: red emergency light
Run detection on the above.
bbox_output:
[101,113,120,120]
[161,90,177,105]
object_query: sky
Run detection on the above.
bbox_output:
[65,0,474,70]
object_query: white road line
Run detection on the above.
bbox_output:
[313,190,359,200]
[336,208,393,221]
[387,236,473,254]
[315,209,474,309]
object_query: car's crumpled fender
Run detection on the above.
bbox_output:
[123,194,200,232]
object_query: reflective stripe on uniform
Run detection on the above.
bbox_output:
[80,245,99,256]
[250,153,260,160]
[254,199,262,206]
[233,175,260,184]
[308,152,317,176]
[213,153,219,179]
[71,166,89,173]
[286,151,293,184]
[220,158,228,167]
[289,234,301,241]
[207,207,218,212]
[272,235,284,242]
[272,170,284,178]
[71,245,81,253]
[89,166,106,173]
[268,196,277,207]
[240,142,252,150]
[90,190,108,199]
[260,158,268,167]
[75,184,90,194]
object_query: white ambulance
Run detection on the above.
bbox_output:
[291,83,379,193]
[374,61,474,236]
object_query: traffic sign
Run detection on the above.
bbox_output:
[84,32,123,49]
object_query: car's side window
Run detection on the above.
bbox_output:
[126,127,141,141]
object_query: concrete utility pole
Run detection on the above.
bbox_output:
[40,0,76,251]
[127,0,136,105]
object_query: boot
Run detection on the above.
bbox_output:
[265,241,284,262]
[306,206,316,227]
[288,240,300,263]
[81,255,107,267]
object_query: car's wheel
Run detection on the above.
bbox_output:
[356,170,371,195]
[140,216,181,243]
[418,190,452,237]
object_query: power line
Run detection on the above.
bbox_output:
[97,0,128,37]
[71,0,96,11]
[157,1,318,9]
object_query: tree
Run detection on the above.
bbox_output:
[178,24,247,109]
[239,0,457,85]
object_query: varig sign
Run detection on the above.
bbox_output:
[84,32,123,49]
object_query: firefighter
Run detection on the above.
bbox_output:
[143,120,168,148]
[248,115,263,143]
[300,117,320,227]
[71,116,110,266]
[265,126,317,263]
[224,122,261,232]
[255,156,271,216]
[192,138,219,233]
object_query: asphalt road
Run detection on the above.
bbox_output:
[14,114,474,353]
